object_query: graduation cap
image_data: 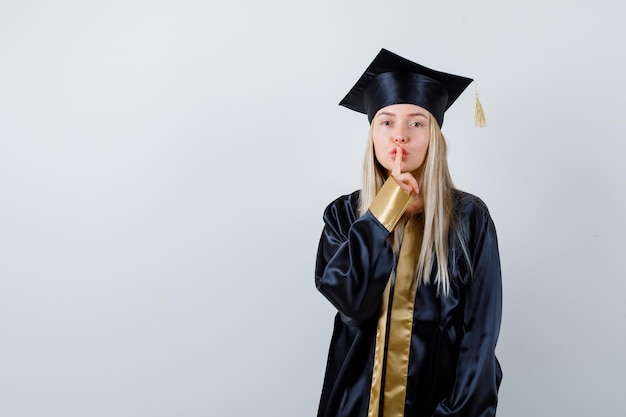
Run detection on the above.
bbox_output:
[339,48,486,127]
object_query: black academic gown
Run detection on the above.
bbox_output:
[315,189,502,417]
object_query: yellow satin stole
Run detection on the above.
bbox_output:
[367,217,422,417]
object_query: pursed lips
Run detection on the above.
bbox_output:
[390,147,408,160]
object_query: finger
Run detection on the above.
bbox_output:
[408,177,419,195]
[392,146,402,176]
[396,173,419,195]
[394,146,404,174]
[393,172,418,195]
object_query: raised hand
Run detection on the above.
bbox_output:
[391,146,420,196]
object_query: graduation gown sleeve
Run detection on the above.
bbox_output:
[315,179,412,323]
[432,198,503,417]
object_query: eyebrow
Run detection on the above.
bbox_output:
[407,112,429,118]
[376,111,428,118]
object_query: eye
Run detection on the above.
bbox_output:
[381,121,391,126]
[409,121,422,127]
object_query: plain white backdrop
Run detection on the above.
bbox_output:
[1,0,625,416]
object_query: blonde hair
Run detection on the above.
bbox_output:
[358,114,459,296]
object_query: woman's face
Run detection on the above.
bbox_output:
[372,103,430,175]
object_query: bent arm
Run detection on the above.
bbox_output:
[315,179,412,323]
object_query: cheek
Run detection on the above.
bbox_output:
[418,142,429,156]
[411,140,430,165]
[416,136,430,155]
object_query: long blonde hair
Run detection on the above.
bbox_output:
[358,114,458,295]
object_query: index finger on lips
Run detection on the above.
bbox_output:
[392,146,402,176]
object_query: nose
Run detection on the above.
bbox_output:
[393,126,408,143]
[393,136,407,143]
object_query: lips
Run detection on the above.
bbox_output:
[391,148,407,160]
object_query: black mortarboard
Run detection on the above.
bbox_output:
[339,48,475,127]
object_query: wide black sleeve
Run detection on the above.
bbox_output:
[315,197,395,323]
[315,181,412,323]
[433,205,503,417]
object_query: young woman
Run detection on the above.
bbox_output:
[315,49,503,417]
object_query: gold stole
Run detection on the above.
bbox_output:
[367,218,421,417]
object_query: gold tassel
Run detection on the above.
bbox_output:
[474,82,487,128]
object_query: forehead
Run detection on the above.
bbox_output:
[375,103,430,118]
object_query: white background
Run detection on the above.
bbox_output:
[1,1,625,416]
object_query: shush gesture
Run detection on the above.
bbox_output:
[391,146,420,196]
